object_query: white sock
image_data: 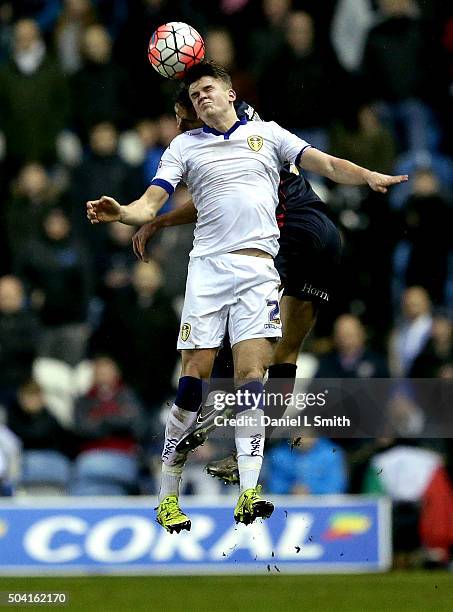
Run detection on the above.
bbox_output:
[237,455,263,492]
[161,403,198,466]
[159,463,184,503]
[235,408,265,493]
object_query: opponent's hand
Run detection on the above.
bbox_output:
[132,221,160,261]
[86,196,121,224]
[366,171,409,194]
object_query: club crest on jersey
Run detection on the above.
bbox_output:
[247,135,263,152]
[180,322,191,341]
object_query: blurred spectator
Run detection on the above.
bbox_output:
[7,1,62,34]
[71,355,144,495]
[388,149,453,213]
[410,310,453,377]
[205,27,258,108]
[150,185,195,302]
[17,207,92,366]
[392,169,452,305]
[261,11,334,149]
[329,105,396,174]
[113,0,176,118]
[266,436,347,495]
[248,0,291,81]
[331,0,377,73]
[0,276,41,402]
[0,18,70,169]
[70,121,142,251]
[95,223,137,300]
[361,0,436,153]
[90,260,179,411]
[71,24,129,138]
[6,378,72,493]
[0,2,14,63]
[5,162,63,265]
[135,119,160,175]
[6,379,71,454]
[363,443,453,567]
[313,313,389,491]
[389,286,432,376]
[137,115,178,213]
[91,0,128,40]
[315,314,389,379]
[54,0,97,74]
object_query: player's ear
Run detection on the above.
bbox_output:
[228,88,237,103]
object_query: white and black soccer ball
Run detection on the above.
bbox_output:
[148,22,205,79]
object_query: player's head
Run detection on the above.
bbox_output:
[184,61,236,122]
[174,86,202,132]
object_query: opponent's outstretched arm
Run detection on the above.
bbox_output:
[299,148,408,193]
[132,199,198,262]
[86,184,169,227]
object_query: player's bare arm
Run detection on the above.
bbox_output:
[86,185,169,227]
[299,147,408,193]
[132,199,198,261]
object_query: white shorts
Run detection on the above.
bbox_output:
[177,253,282,350]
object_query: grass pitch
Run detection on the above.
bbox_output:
[0,572,452,611]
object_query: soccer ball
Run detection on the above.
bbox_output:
[148,22,205,79]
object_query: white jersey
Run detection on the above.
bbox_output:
[151,117,311,258]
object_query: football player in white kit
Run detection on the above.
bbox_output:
[87,62,408,533]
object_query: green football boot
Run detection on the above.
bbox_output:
[234,485,274,525]
[156,495,191,534]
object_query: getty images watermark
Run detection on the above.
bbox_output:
[210,388,351,428]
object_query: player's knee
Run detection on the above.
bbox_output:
[181,354,213,379]
[273,339,299,364]
[235,365,266,382]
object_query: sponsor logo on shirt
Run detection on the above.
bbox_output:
[302,283,329,301]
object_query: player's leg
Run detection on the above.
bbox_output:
[266,209,341,433]
[157,255,229,533]
[232,337,275,524]
[227,254,281,523]
[157,347,217,533]
[206,298,316,483]
[175,335,235,454]
[265,296,317,433]
[273,295,316,365]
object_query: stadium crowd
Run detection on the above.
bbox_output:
[0,0,452,567]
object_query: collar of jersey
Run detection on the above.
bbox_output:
[202,116,248,139]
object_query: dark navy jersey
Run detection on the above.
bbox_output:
[235,100,328,220]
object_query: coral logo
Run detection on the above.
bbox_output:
[323,513,371,540]
[0,519,8,537]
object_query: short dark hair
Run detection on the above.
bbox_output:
[175,85,192,110]
[183,60,232,89]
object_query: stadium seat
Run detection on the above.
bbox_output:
[19,450,72,495]
[70,450,139,496]
[68,481,128,496]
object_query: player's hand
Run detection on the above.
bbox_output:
[86,196,122,224]
[366,171,409,194]
[132,221,160,261]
